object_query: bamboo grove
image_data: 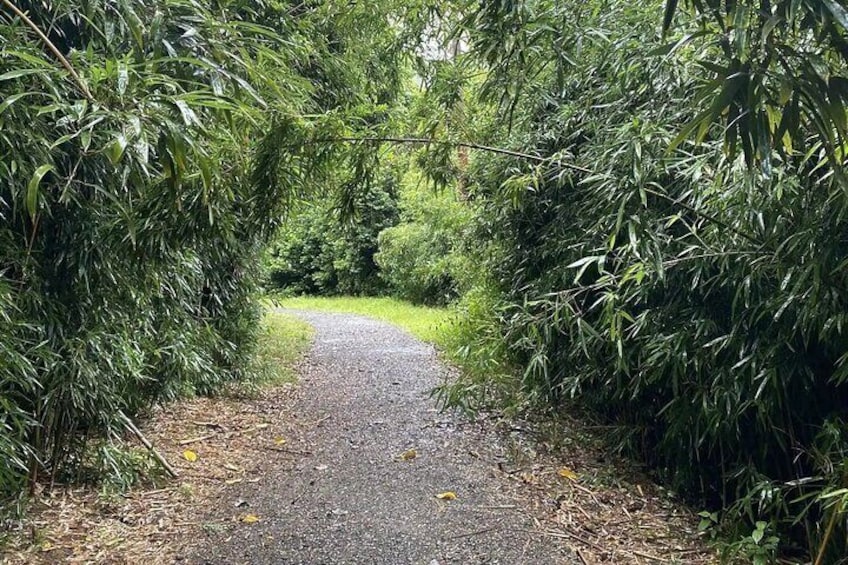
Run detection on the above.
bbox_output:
[428,0,848,561]
[4,0,848,561]
[0,0,407,508]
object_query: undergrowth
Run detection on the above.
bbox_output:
[227,310,314,398]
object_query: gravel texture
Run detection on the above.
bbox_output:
[196,310,576,565]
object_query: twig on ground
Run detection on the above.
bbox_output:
[119,411,178,478]
[178,433,217,446]
[447,525,499,540]
[266,447,313,456]
[192,421,225,430]
[312,415,331,427]
[571,482,602,506]
[536,529,606,553]
[575,504,592,521]
[631,550,668,562]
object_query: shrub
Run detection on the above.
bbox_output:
[264,176,400,296]
[0,0,405,504]
[375,177,473,305]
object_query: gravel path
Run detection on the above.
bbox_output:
[199,310,576,565]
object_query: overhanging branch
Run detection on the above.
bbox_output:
[307,136,594,173]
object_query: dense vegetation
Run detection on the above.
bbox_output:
[264,177,400,297]
[264,158,473,305]
[428,1,848,562]
[269,0,848,560]
[5,0,848,561]
[0,0,406,510]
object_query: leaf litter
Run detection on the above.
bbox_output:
[0,381,300,564]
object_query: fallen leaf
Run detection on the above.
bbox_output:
[399,448,417,461]
[558,467,579,481]
[274,437,286,445]
[224,463,240,472]
[183,450,198,462]
[435,491,457,500]
[240,513,260,524]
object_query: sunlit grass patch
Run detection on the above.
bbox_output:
[272,295,453,347]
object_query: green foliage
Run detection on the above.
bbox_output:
[229,309,314,399]
[264,174,400,296]
[252,310,314,385]
[434,283,519,415]
[663,0,848,176]
[0,0,407,505]
[430,0,848,559]
[375,175,473,305]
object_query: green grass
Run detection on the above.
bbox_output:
[272,296,453,346]
[252,309,314,385]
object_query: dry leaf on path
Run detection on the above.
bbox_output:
[274,437,286,445]
[240,513,260,524]
[398,448,417,461]
[435,491,457,500]
[558,467,579,481]
[183,450,198,462]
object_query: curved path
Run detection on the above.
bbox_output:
[201,310,576,564]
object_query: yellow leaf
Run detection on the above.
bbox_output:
[558,467,579,481]
[274,437,286,445]
[240,513,260,524]
[399,448,417,461]
[183,450,198,462]
[435,491,457,500]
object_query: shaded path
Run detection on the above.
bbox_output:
[200,310,575,564]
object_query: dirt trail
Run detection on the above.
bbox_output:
[194,310,577,564]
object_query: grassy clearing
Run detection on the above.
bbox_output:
[273,295,452,346]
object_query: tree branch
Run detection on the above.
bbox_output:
[307,136,594,173]
[304,136,755,242]
[643,187,761,244]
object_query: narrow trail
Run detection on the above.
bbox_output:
[198,310,576,564]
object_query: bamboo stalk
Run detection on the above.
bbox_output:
[1,0,94,101]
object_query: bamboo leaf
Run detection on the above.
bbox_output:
[662,0,679,35]
[26,164,53,220]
